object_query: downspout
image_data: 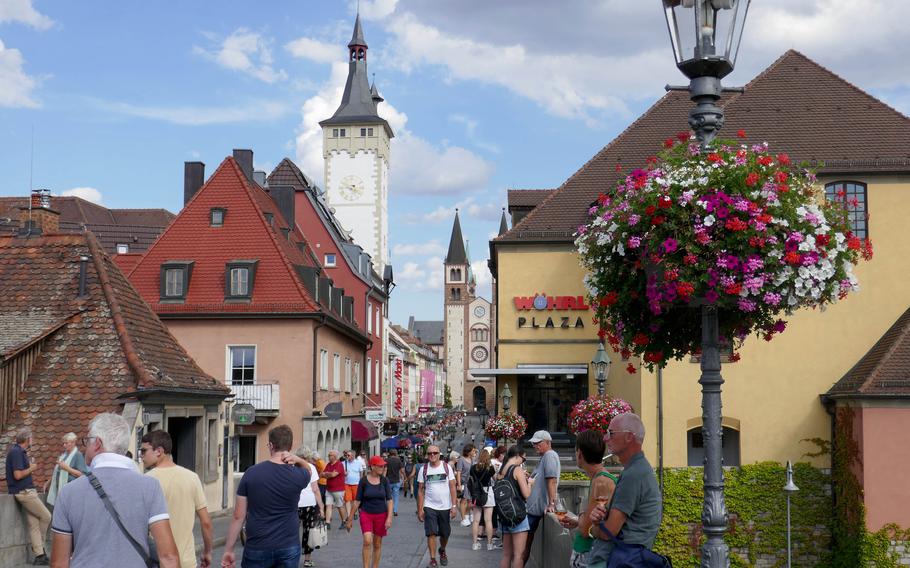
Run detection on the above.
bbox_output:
[312,315,327,414]
[657,367,665,495]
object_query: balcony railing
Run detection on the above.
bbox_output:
[230,383,280,413]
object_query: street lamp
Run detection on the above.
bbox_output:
[500,383,512,414]
[661,2,751,567]
[783,461,799,568]
[591,342,611,396]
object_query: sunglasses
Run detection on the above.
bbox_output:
[427,451,440,455]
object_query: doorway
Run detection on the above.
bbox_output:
[472,386,487,412]
[168,417,197,472]
[517,375,587,440]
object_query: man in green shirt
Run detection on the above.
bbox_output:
[588,413,662,567]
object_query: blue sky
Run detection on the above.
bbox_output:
[2,0,909,325]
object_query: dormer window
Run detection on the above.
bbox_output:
[225,260,258,300]
[116,243,129,254]
[210,208,226,227]
[325,253,337,267]
[264,212,273,226]
[160,261,194,302]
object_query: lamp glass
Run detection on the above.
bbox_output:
[661,0,750,79]
[592,342,611,379]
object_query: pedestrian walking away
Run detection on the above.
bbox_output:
[557,430,617,568]
[46,432,89,508]
[141,429,215,568]
[417,445,457,568]
[345,455,394,568]
[468,448,497,551]
[6,428,53,565]
[522,430,560,565]
[494,445,532,568]
[403,454,415,499]
[294,446,326,568]
[220,424,313,568]
[457,444,476,527]
[385,449,405,515]
[322,449,347,529]
[588,413,665,568]
[51,413,180,568]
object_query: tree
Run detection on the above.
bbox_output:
[443,384,452,408]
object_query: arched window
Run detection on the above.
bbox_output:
[825,181,868,238]
[687,425,741,467]
[471,325,489,342]
[451,288,461,301]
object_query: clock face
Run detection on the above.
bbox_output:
[473,306,486,318]
[339,175,364,201]
[471,346,489,363]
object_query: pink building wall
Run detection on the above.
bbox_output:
[859,406,910,530]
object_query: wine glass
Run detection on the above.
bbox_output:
[554,497,570,536]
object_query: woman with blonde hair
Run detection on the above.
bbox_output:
[469,448,498,550]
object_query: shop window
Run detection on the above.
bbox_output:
[825,181,868,238]
[687,426,740,467]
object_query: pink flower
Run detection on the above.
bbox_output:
[661,238,678,254]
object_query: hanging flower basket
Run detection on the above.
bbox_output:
[485,414,528,441]
[567,396,634,436]
[575,133,872,371]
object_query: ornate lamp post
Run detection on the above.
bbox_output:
[591,342,612,396]
[661,1,750,566]
[500,383,513,414]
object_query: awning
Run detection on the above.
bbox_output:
[470,365,588,377]
[351,418,379,442]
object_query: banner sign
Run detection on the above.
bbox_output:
[420,370,435,406]
[394,358,403,413]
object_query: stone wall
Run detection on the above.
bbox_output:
[0,494,34,568]
[888,540,910,566]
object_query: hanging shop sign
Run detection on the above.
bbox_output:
[394,358,403,413]
[232,403,255,425]
[513,293,589,329]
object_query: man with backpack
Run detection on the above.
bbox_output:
[417,445,457,567]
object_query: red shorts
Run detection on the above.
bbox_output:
[359,510,388,537]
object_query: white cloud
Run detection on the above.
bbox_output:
[96,99,291,125]
[293,62,493,195]
[392,240,445,256]
[395,256,443,292]
[449,114,500,154]
[471,259,491,288]
[60,187,103,204]
[194,28,288,84]
[359,0,400,20]
[0,0,53,30]
[285,37,344,64]
[0,39,39,108]
[404,196,503,224]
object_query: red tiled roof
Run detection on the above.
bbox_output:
[127,157,321,314]
[497,50,910,242]
[827,307,910,398]
[0,232,226,490]
[112,252,142,273]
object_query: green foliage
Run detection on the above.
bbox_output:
[653,463,832,567]
[443,384,452,409]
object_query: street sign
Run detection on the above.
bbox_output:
[324,402,343,420]
[365,410,386,422]
[418,406,431,413]
[232,403,255,425]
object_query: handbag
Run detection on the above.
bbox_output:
[87,472,159,568]
[308,519,328,549]
[601,525,672,568]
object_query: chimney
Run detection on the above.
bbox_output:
[253,170,268,187]
[233,149,253,182]
[269,186,296,231]
[184,162,205,206]
[18,189,59,236]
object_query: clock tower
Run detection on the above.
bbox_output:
[320,13,394,271]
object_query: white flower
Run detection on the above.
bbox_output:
[703,215,716,227]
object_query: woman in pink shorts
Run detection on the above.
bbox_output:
[345,455,394,568]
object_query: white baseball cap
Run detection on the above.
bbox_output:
[529,431,552,443]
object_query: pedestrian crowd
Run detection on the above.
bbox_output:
[4,411,665,568]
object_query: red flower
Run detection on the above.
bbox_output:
[862,239,874,261]
[663,138,674,149]
[645,205,657,216]
[598,192,608,205]
[730,352,741,362]
[676,131,690,142]
[615,163,622,172]
[758,155,774,166]
[815,234,831,247]
[676,281,695,298]
[650,215,666,226]
[776,153,791,165]
[745,173,761,186]
[737,129,747,138]
[599,291,619,307]
[784,251,802,265]
[725,218,748,231]
[847,236,862,251]
[683,253,698,265]
[775,171,789,183]
[626,364,637,374]
[644,351,664,363]
[632,333,650,346]
[658,195,672,209]
[620,348,632,359]
[707,153,723,163]
[777,184,789,193]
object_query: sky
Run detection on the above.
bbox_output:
[2,0,909,325]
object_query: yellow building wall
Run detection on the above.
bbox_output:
[494,177,910,467]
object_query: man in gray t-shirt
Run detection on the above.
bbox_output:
[523,430,561,564]
[51,413,179,568]
[589,413,662,567]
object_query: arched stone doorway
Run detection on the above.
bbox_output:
[473,386,487,412]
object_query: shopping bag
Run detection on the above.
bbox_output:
[308,520,328,549]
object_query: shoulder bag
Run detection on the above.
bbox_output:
[600,524,672,568]
[87,472,159,568]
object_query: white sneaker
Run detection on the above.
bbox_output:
[472,542,481,551]
[487,542,500,551]
[460,518,472,527]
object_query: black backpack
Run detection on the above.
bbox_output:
[468,466,488,507]
[493,465,526,526]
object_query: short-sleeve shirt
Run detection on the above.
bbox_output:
[148,465,207,568]
[589,452,662,563]
[237,461,311,551]
[456,457,472,484]
[297,463,320,508]
[385,456,403,484]
[315,459,327,486]
[356,475,391,514]
[324,460,346,492]
[527,449,561,515]
[344,458,365,485]
[52,452,169,568]
[420,462,455,511]
[5,443,33,494]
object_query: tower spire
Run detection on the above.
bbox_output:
[445,210,468,265]
[498,208,509,236]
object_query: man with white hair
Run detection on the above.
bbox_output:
[588,412,662,568]
[50,412,180,568]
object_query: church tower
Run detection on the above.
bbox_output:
[320,14,394,271]
[444,211,472,408]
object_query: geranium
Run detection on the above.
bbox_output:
[575,137,869,370]
[567,396,634,436]
[484,414,528,441]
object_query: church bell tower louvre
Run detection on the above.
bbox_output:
[320,12,393,272]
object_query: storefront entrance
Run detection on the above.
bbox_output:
[473,386,487,412]
[517,374,587,444]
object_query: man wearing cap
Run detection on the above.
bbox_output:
[522,430,561,564]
